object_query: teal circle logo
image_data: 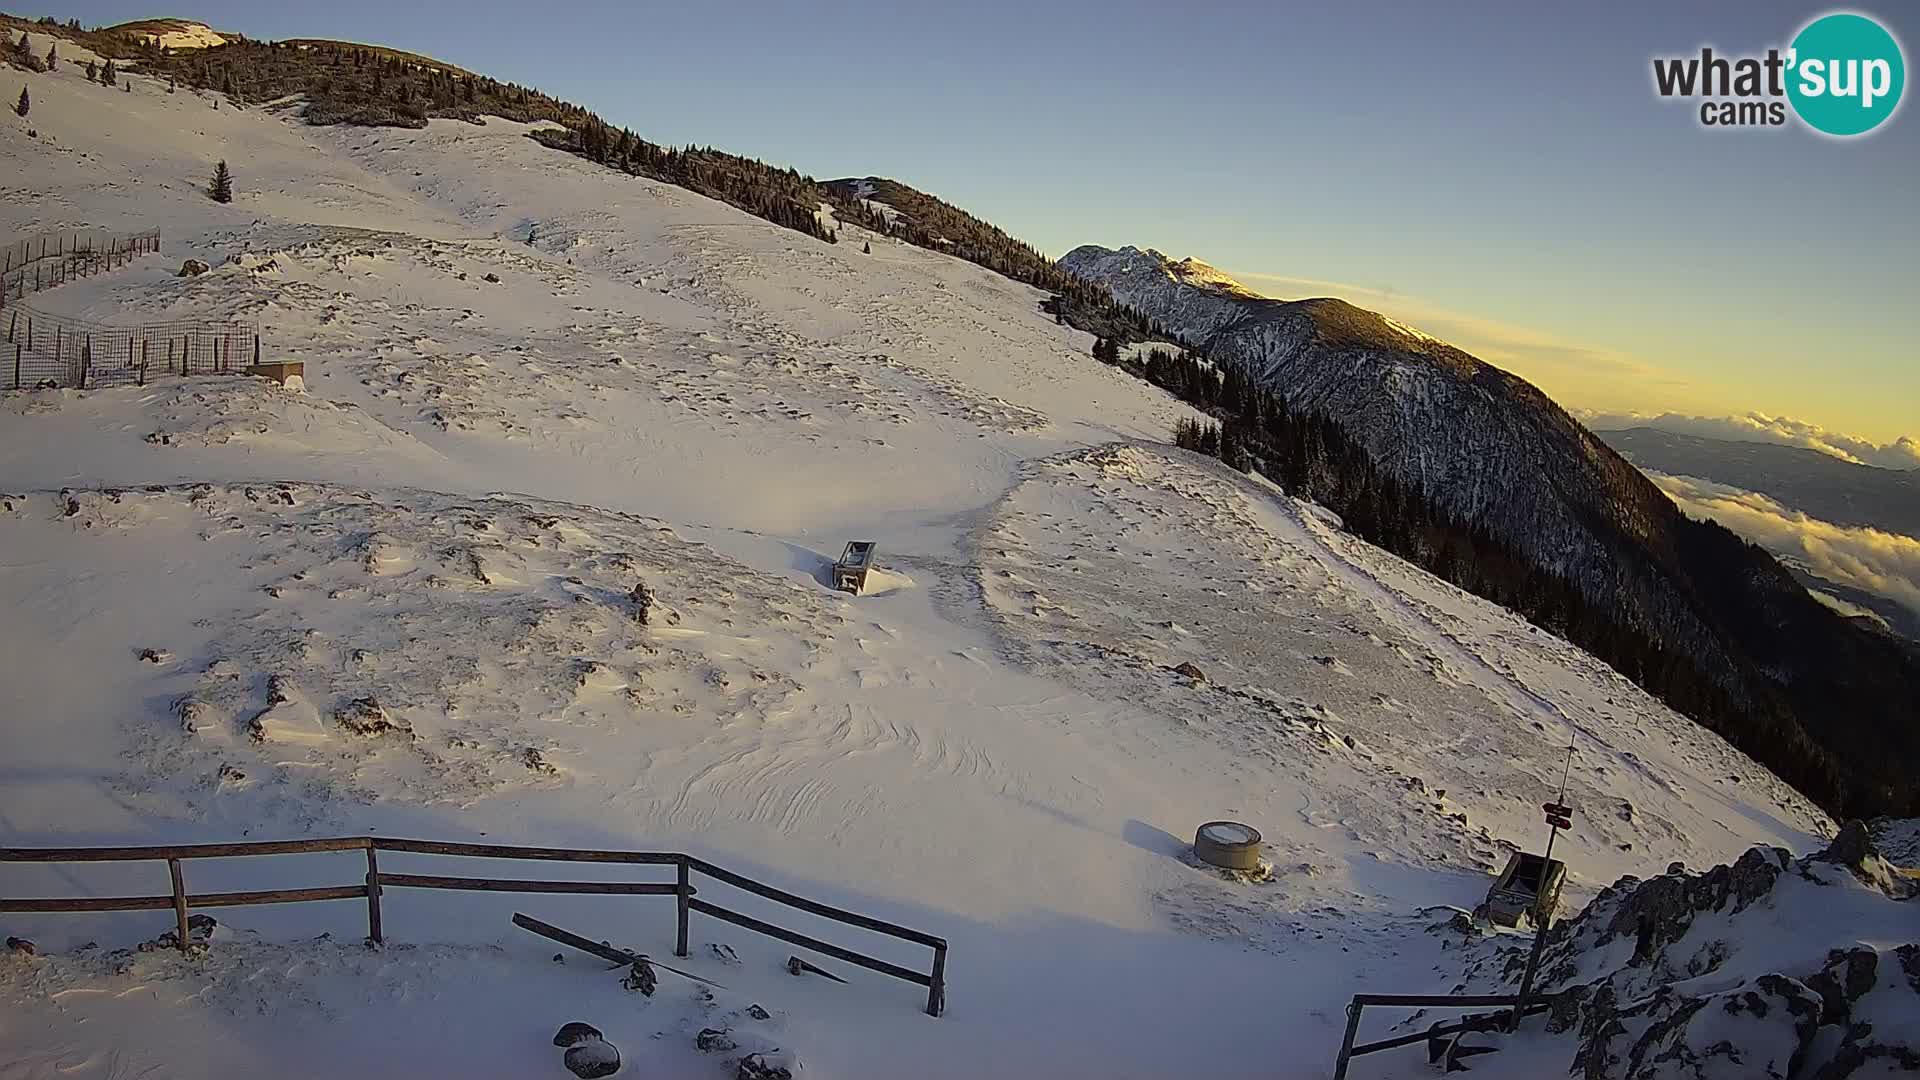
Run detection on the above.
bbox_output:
[1787,13,1905,136]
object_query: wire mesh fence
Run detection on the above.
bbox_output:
[4,304,262,391]
[0,229,164,308]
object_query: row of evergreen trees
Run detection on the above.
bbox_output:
[534,120,838,244]
[1123,342,1866,814]
[827,179,1176,343]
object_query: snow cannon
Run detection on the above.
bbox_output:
[1193,821,1263,870]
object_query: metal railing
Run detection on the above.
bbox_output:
[1331,993,1552,1078]
[1,836,948,1016]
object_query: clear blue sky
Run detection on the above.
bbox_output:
[30,1,1920,442]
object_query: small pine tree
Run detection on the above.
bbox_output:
[209,160,233,204]
[862,240,872,254]
[101,59,116,86]
[45,43,56,70]
[14,86,26,119]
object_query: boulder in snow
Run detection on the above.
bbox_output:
[552,1022,602,1048]
[737,1051,800,1080]
[563,1037,620,1078]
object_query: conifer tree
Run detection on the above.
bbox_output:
[14,85,26,118]
[209,160,234,203]
[86,59,98,82]
[862,240,872,254]
[101,59,116,86]
[45,43,56,70]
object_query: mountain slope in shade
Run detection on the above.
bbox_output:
[1059,243,1920,816]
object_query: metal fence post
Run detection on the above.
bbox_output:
[167,858,191,955]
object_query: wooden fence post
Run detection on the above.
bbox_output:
[675,857,690,958]
[13,343,19,391]
[364,844,384,944]
[167,338,175,374]
[167,858,191,955]
[927,943,947,1017]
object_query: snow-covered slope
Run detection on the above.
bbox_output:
[1058,243,1920,822]
[0,47,1848,1080]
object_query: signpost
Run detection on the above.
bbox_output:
[1509,737,1576,1031]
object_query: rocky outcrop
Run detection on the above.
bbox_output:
[1448,829,1916,1079]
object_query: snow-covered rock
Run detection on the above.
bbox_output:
[1447,824,1918,1079]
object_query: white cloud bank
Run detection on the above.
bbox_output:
[1651,472,1920,618]
[1583,411,1920,471]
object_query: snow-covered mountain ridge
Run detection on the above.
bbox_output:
[1059,242,1920,822]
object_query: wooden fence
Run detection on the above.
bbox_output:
[0,836,948,1017]
[1,229,163,308]
[5,304,262,390]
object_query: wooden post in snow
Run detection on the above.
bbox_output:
[167,859,190,955]
[364,846,383,944]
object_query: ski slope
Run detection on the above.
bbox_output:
[0,36,1835,1079]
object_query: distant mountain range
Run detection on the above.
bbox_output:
[1060,244,1920,817]
[1598,426,1920,537]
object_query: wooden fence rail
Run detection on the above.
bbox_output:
[0,836,947,1016]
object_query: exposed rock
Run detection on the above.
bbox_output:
[630,581,654,625]
[737,1051,800,1080]
[6,936,35,956]
[1814,820,1875,870]
[1806,948,1880,1023]
[552,1021,602,1048]
[563,1037,620,1078]
[138,647,173,664]
[177,259,210,277]
[696,1027,737,1053]
[334,696,408,737]
[1455,841,1919,1080]
[481,272,500,283]
[521,747,557,774]
[176,695,212,734]
[745,1003,771,1021]
[1171,661,1205,682]
[621,958,656,996]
